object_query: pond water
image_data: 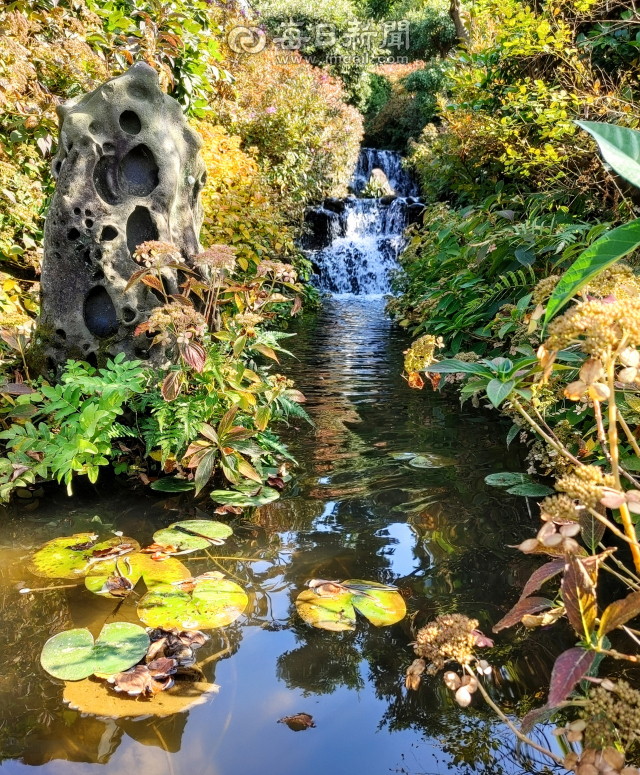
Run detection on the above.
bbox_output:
[0,298,567,775]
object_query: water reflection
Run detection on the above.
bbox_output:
[0,299,567,774]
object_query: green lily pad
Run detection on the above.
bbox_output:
[295,579,406,631]
[137,578,248,629]
[388,452,419,460]
[29,534,140,580]
[408,454,456,468]
[295,587,356,632]
[210,485,280,507]
[507,483,555,497]
[484,472,529,487]
[150,478,196,493]
[41,622,149,681]
[153,520,233,553]
[85,553,191,597]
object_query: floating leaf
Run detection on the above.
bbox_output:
[209,485,280,507]
[295,579,406,631]
[41,623,149,681]
[278,713,315,731]
[407,454,456,468]
[29,534,140,580]
[389,452,420,460]
[548,647,596,707]
[150,478,195,493]
[138,578,248,629]
[493,596,554,632]
[485,472,529,487]
[507,483,555,497]
[153,520,233,553]
[85,553,190,597]
[598,590,640,637]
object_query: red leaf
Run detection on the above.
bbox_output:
[562,555,597,637]
[161,370,184,401]
[519,559,565,600]
[548,648,595,707]
[493,596,554,633]
[598,590,640,637]
[134,321,151,336]
[141,274,165,293]
[180,341,206,373]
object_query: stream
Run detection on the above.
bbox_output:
[0,153,566,775]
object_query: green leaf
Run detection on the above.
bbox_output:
[506,424,520,448]
[407,453,456,468]
[425,359,493,376]
[150,478,196,493]
[295,587,355,631]
[40,623,149,681]
[544,218,640,325]
[486,378,515,408]
[515,247,535,266]
[485,472,529,487]
[137,578,248,629]
[576,120,640,189]
[209,485,280,507]
[152,520,233,553]
[84,553,190,597]
[194,448,218,495]
[507,483,555,497]
[29,534,140,580]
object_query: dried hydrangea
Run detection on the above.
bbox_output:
[404,334,443,373]
[583,680,640,749]
[193,245,236,274]
[585,262,640,300]
[235,312,263,329]
[133,241,183,268]
[532,274,560,305]
[556,464,615,510]
[413,614,480,675]
[145,302,205,338]
[540,493,580,523]
[256,260,297,283]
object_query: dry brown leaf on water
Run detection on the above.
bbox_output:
[405,658,426,690]
[278,713,316,731]
[109,665,155,696]
[266,476,285,491]
[91,543,136,560]
[214,504,243,515]
[103,574,134,597]
[68,537,98,551]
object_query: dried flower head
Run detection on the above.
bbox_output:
[256,260,297,283]
[556,464,615,510]
[193,245,236,274]
[532,274,560,305]
[413,614,480,674]
[235,312,263,329]
[540,493,580,523]
[584,680,640,748]
[404,334,444,373]
[133,241,183,268]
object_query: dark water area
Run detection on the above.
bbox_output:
[0,298,566,775]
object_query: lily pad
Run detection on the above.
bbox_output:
[29,534,140,580]
[85,553,191,597]
[484,472,529,488]
[507,483,555,497]
[210,485,280,507]
[295,579,406,631]
[138,578,248,629]
[152,520,233,553]
[150,478,196,493]
[41,622,149,681]
[388,452,418,460]
[407,454,456,468]
[63,676,219,718]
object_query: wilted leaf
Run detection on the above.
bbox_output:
[140,274,165,293]
[152,520,233,553]
[562,556,597,637]
[138,578,248,629]
[598,590,640,637]
[41,623,149,681]
[291,295,303,316]
[520,704,558,735]
[0,382,35,395]
[29,534,140,580]
[520,560,565,600]
[278,713,315,731]
[253,344,279,362]
[579,505,606,553]
[548,647,596,707]
[492,596,554,632]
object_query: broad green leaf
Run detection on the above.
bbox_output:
[506,424,520,448]
[295,587,356,631]
[507,483,554,497]
[29,534,140,580]
[347,580,406,627]
[209,485,280,507]
[544,218,640,325]
[486,378,514,408]
[41,623,149,681]
[576,120,640,189]
[194,448,218,495]
[424,359,493,376]
[137,578,248,629]
[388,452,419,460]
[84,553,190,597]
[150,478,196,493]
[152,520,233,553]
[485,472,528,487]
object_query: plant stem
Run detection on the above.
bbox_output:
[463,665,565,766]
[512,398,581,465]
[617,409,640,461]
[588,505,640,549]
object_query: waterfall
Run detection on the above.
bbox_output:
[303,148,422,298]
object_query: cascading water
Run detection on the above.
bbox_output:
[303,148,422,297]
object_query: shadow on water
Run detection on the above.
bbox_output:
[0,298,569,775]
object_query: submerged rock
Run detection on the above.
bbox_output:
[35,62,206,373]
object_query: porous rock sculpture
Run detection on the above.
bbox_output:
[34,62,206,372]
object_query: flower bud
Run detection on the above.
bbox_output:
[618,367,638,384]
[444,671,461,691]
[516,538,539,553]
[454,686,472,707]
[560,523,581,537]
[602,748,625,771]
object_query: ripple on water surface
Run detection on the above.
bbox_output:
[0,298,564,775]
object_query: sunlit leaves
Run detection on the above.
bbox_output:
[561,556,597,638]
[85,552,190,597]
[41,623,149,681]
[598,590,640,638]
[29,534,140,579]
[152,520,233,553]
[209,484,280,506]
[548,647,596,707]
[575,121,640,190]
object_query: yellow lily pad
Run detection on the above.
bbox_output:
[84,553,191,597]
[29,534,140,580]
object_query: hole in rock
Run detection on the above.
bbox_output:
[119,145,159,197]
[54,160,62,176]
[67,228,80,241]
[122,306,136,323]
[85,352,98,369]
[126,206,158,256]
[134,346,150,360]
[73,207,81,215]
[100,226,118,241]
[85,219,94,228]
[45,357,56,374]
[83,250,92,268]
[93,156,120,205]
[83,343,91,351]
[85,209,92,217]
[84,286,118,338]
[91,268,105,282]
[103,142,115,154]
[55,329,66,340]
[119,110,142,135]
